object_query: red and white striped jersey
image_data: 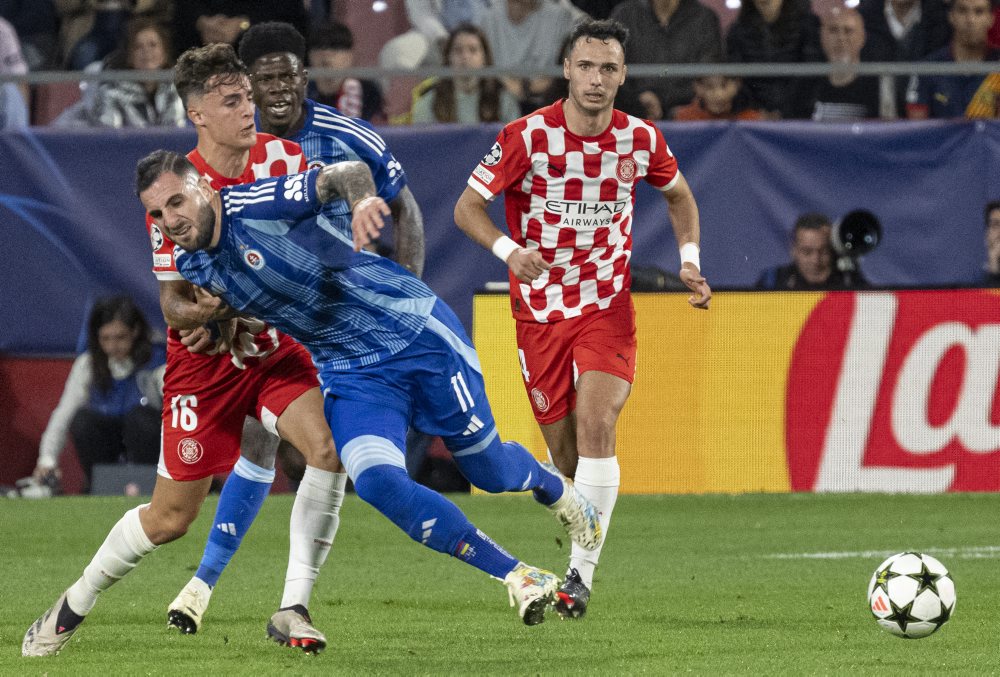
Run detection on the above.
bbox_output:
[467,99,678,323]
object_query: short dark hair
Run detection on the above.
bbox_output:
[135,149,197,197]
[985,200,1000,228]
[794,212,832,233]
[239,21,307,68]
[567,18,629,52]
[309,21,354,52]
[174,43,246,106]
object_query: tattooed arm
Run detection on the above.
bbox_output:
[316,161,392,252]
[389,186,425,278]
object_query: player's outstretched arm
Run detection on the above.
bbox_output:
[663,170,711,310]
[389,186,426,277]
[316,161,391,251]
[454,186,550,283]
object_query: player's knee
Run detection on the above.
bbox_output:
[142,503,198,545]
[300,434,339,472]
[277,440,308,483]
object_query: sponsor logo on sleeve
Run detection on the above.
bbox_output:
[283,174,305,201]
[153,253,172,268]
[473,165,495,185]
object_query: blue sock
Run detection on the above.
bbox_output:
[353,463,518,579]
[452,436,564,506]
[195,456,274,586]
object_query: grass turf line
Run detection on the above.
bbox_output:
[1,492,997,674]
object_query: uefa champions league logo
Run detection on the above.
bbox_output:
[481,142,503,167]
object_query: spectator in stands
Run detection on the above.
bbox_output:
[756,212,870,290]
[308,21,385,123]
[478,0,583,104]
[0,15,29,102]
[411,23,520,124]
[726,0,823,118]
[80,19,185,128]
[672,71,764,120]
[379,0,490,73]
[172,0,308,56]
[857,0,951,118]
[0,81,28,128]
[790,6,880,121]
[56,0,169,69]
[32,295,164,494]
[906,0,998,119]
[609,0,723,120]
[982,200,1000,286]
[0,0,58,69]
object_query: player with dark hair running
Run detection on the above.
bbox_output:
[135,150,604,626]
[23,44,341,658]
[455,18,712,619]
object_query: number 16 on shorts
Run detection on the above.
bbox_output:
[170,394,199,431]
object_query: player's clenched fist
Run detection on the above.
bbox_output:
[507,248,551,283]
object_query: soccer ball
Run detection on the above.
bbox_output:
[867,552,955,639]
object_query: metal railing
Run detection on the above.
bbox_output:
[0,61,996,85]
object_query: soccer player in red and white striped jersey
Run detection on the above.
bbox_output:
[455,18,711,619]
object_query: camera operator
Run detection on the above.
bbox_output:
[756,212,870,290]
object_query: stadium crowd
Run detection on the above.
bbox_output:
[1,0,998,129]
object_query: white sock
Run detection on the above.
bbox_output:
[279,467,346,609]
[66,504,157,616]
[569,456,620,590]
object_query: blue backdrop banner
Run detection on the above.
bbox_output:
[2,120,997,354]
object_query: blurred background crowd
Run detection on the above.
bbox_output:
[1,0,997,130]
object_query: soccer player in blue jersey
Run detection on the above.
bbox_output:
[168,23,430,633]
[240,21,424,275]
[137,150,603,625]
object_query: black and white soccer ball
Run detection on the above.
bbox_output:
[867,552,955,639]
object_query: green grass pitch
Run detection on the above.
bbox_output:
[1,492,997,675]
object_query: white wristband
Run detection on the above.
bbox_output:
[491,235,521,263]
[680,242,700,269]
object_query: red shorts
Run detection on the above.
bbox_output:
[515,297,637,425]
[158,334,318,481]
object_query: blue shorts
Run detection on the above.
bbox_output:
[317,300,496,450]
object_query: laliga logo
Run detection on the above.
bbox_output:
[786,291,1000,493]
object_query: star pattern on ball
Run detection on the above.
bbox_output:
[885,598,918,635]
[906,561,944,596]
[875,567,902,587]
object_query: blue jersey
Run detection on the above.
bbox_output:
[174,169,435,370]
[257,100,406,240]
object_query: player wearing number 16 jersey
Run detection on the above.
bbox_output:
[136,151,606,626]
[23,45,342,659]
[455,19,712,619]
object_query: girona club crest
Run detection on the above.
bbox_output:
[616,157,637,182]
[530,387,550,413]
[178,438,204,465]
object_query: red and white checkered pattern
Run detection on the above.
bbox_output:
[468,100,678,323]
